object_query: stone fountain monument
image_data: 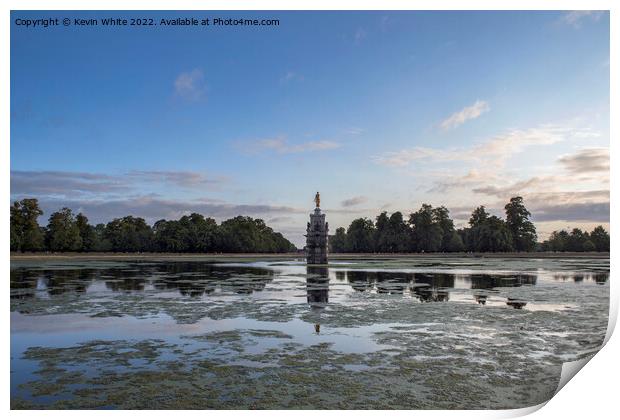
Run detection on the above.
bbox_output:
[305,191,329,264]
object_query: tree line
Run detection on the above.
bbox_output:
[10,196,609,254]
[10,198,296,253]
[540,226,609,252]
[329,196,609,253]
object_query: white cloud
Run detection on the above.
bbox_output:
[241,137,341,154]
[439,100,490,130]
[560,11,604,28]
[174,69,206,100]
[344,127,365,136]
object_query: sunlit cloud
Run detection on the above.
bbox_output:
[374,125,569,168]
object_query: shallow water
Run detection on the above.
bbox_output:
[10,257,610,409]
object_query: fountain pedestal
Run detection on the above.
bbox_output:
[305,206,329,265]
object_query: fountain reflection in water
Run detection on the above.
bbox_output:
[306,266,329,334]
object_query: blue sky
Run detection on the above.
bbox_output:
[11,10,610,246]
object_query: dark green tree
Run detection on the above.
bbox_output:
[469,206,489,227]
[409,204,442,252]
[504,196,537,251]
[329,227,347,253]
[152,219,187,252]
[444,230,465,252]
[10,202,23,252]
[472,215,513,252]
[374,212,390,252]
[46,208,82,252]
[464,206,513,252]
[345,218,376,252]
[92,223,112,251]
[217,216,295,253]
[387,212,410,252]
[104,216,153,252]
[589,226,610,252]
[544,230,570,251]
[11,198,45,252]
[75,213,96,252]
[180,213,219,252]
[432,206,463,252]
[566,228,592,252]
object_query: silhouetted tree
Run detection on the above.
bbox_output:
[374,212,390,252]
[410,204,442,252]
[387,212,411,252]
[590,226,610,252]
[469,206,489,227]
[566,228,595,252]
[432,206,463,252]
[504,196,537,251]
[465,206,513,252]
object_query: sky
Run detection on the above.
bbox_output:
[10,10,610,247]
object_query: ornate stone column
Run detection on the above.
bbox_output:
[305,192,329,265]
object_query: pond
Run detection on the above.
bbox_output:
[10,257,610,409]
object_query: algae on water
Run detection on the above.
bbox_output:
[10,257,609,409]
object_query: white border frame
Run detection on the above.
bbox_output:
[3,1,616,419]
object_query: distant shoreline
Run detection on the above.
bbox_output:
[10,252,610,261]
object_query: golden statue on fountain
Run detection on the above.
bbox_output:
[314,191,320,208]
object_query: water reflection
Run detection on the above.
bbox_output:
[473,293,488,305]
[306,266,329,335]
[10,263,275,299]
[346,271,374,292]
[411,285,450,302]
[552,273,608,284]
[306,266,329,309]
[10,263,609,310]
[340,270,553,304]
[593,273,609,285]
[343,270,543,296]
[506,298,527,309]
[468,274,537,289]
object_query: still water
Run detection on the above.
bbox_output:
[10,257,610,409]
